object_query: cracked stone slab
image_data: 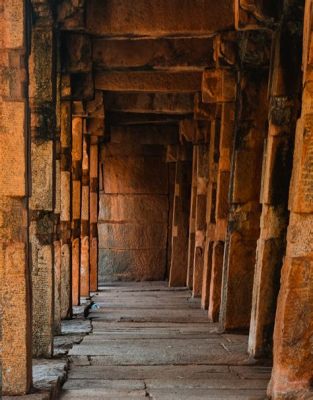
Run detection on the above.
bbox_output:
[32,358,68,390]
[54,334,85,356]
[61,319,92,334]
[60,388,147,399]
[59,282,271,399]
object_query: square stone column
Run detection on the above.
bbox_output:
[192,143,210,297]
[29,2,56,357]
[220,69,268,330]
[90,136,99,292]
[60,99,72,318]
[268,2,313,397]
[80,133,90,297]
[249,25,302,358]
[0,1,32,394]
[168,146,192,287]
[71,113,83,306]
[187,145,197,289]
[208,102,234,321]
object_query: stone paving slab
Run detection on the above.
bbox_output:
[59,282,271,399]
[33,359,68,391]
[61,319,92,334]
[89,308,210,323]
[67,364,231,380]
[69,337,251,365]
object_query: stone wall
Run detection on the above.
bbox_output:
[98,126,176,282]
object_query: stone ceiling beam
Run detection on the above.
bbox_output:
[95,71,202,93]
[92,37,215,70]
[104,93,195,115]
[86,0,234,37]
[107,112,192,126]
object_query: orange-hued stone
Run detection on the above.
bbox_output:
[80,236,90,297]
[93,37,215,70]
[95,71,202,93]
[87,0,233,36]
[269,255,313,398]
[202,69,237,104]
[169,159,192,287]
[0,101,26,197]
[208,241,225,322]
[1,240,32,395]
[99,128,170,282]
[201,241,214,309]
[90,237,98,292]
[72,237,80,306]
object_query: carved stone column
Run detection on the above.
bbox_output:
[249,17,303,358]
[0,1,32,394]
[60,96,72,318]
[268,1,313,397]
[29,1,56,357]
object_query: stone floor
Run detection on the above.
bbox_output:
[60,282,271,399]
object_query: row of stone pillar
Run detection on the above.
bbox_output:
[0,1,101,393]
[166,12,310,397]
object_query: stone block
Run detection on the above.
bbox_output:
[110,125,178,145]
[29,140,54,211]
[2,241,32,395]
[99,248,166,282]
[202,69,237,104]
[87,0,233,36]
[105,92,195,115]
[62,33,92,73]
[98,223,168,250]
[232,149,260,203]
[103,157,168,194]
[60,171,71,222]
[72,237,80,306]
[99,194,168,223]
[0,101,26,197]
[0,1,25,49]
[290,117,313,212]
[208,241,225,322]
[94,37,214,69]
[80,236,90,297]
[61,243,71,319]
[95,71,202,93]
[270,255,313,396]
[220,232,257,330]
[31,242,53,357]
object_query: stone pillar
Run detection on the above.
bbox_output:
[29,1,55,357]
[54,55,62,334]
[166,162,176,280]
[192,143,209,297]
[90,136,99,292]
[60,98,72,318]
[0,1,32,394]
[218,66,269,330]
[80,131,90,298]
[268,2,313,397]
[71,110,83,306]
[249,22,303,358]
[86,91,104,291]
[208,102,234,321]
[187,145,197,289]
[201,118,220,309]
[168,146,192,286]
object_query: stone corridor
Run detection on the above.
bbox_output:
[2,1,313,399]
[61,282,271,399]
